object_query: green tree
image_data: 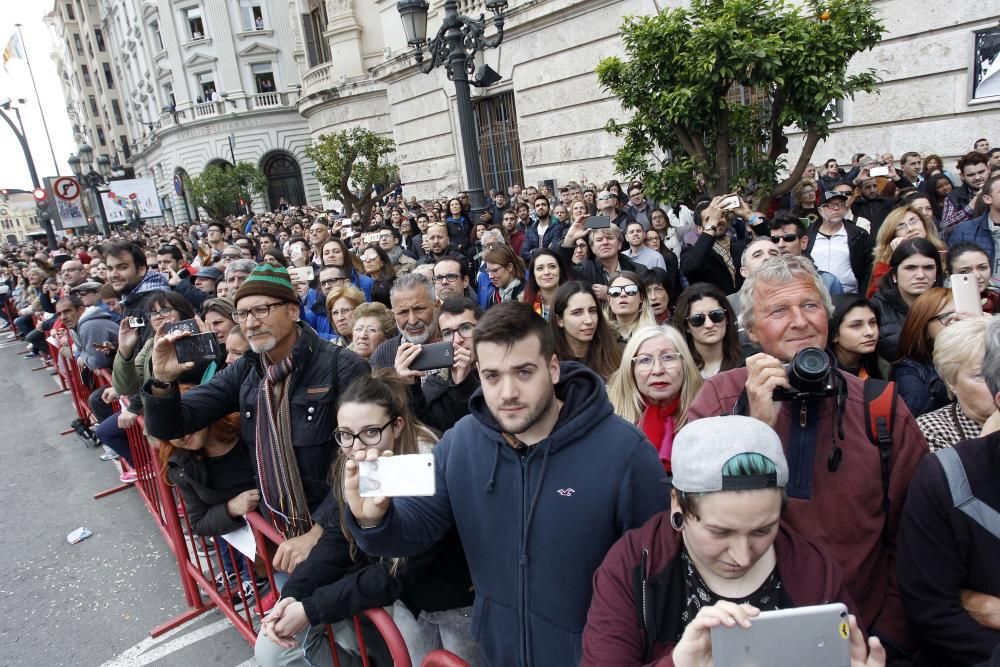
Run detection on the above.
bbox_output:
[187,162,267,221]
[304,127,398,219]
[597,0,883,209]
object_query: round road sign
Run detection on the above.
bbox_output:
[53,177,81,201]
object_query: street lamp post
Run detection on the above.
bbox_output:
[68,144,113,238]
[396,0,507,223]
[0,98,57,249]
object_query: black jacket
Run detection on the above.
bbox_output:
[167,445,256,536]
[805,220,873,295]
[851,196,893,238]
[679,232,747,295]
[142,323,370,511]
[870,287,908,363]
[409,370,480,434]
[281,507,473,627]
[558,245,650,286]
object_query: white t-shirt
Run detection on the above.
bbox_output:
[811,226,857,293]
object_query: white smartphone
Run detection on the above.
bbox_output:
[869,165,889,177]
[710,603,851,667]
[359,454,436,498]
[288,266,314,283]
[951,273,983,316]
[720,195,740,210]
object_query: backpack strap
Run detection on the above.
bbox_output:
[936,447,1000,540]
[863,379,897,545]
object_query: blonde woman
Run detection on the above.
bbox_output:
[324,284,365,346]
[608,325,703,473]
[867,204,945,297]
[347,302,396,361]
[605,271,657,345]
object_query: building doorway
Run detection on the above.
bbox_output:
[261,151,306,209]
[474,92,524,197]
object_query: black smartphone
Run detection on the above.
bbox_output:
[164,319,220,364]
[583,215,611,229]
[410,341,454,372]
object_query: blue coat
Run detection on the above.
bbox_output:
[948,212,995,270]
[348,362,668,667]
[301,288,335,341]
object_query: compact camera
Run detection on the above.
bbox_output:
[772,347,836,402]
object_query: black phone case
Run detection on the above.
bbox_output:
[410,342,454,371]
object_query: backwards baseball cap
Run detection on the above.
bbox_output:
[820,190,849,205]
[233,263,298,306]
[671,416,788,494]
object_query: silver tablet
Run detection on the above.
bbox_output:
[710,603,851,667]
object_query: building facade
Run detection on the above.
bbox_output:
[293,0,999,203]
[49,0,321,225]
[45,0,131,169]
[0,192,44,244]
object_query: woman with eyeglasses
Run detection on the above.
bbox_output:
[325,285,366,347]
[891,287,970,417]
[606,272,656,345]
[523,249,572,320]
[867,205,945,297]
[360,243,396,308]
[672,283,744,379]
[319,238,373,302]
[103,292,205,481]
[947,242,1000,314]
[649,207,682,256]
[347,302,396,362]
[608,325,702,473]
[551,281,622,381]
[483,245,525,309]
[871,238,944,363]
[829,295,883,381]
[255,371,478,667]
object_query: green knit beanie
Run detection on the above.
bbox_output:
[233,264,298,307]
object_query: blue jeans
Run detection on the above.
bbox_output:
[95,412,133,466]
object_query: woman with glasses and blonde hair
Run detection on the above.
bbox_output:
[347,302,396,361]
[325,284,366,347]
[255,371,478,667]
[606,271,656,345]
[867,204,944,297]
[608,325,702,473]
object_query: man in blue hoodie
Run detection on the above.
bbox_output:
[343,301,669,666]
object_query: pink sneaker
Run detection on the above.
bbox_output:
[119,471,138,484]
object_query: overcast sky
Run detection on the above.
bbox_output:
[0,1,76,192]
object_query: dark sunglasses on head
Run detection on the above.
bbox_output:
[770,233,800,243]
[608,284,640,298]
[687,309,726,327]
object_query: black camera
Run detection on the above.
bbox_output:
[772,347,836,401]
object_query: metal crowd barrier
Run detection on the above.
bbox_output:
[38,341,470,666]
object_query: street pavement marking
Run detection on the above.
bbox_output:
[97,617,236,667]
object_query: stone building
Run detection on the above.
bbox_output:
[54,0,321,224]
[0,192,44,244]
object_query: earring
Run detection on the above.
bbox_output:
[670,512,683,531]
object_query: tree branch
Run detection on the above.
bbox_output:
[766,89,787,164]
[772,126,821,198]
[715,103,731,195]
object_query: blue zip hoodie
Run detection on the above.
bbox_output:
[348,362,669,666]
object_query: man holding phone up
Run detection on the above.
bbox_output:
[342,302,668,667]
[142,264,369,573]
[679,196,749,295]
[559,216,648,301]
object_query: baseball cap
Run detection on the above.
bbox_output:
[195,266,224,281]
[671,416,789,493]
[70,281,103,293]
[820,191,849,205]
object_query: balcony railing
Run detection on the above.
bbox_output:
[250,92,283,109]
[301,62,333,98]
[193,101,220,118]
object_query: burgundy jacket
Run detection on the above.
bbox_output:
[685,367,927,652]
[582,512,857,666]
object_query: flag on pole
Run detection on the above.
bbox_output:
[2,32,25,70]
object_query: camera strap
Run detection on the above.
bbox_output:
[863,378,897,547]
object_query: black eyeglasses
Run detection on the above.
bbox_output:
[231,301,287,324]
[441,322,476,341]
[687,309,726,327]
[333,419,395,449]
[320,277,347,288]
[608,284,640,298]
[432,273,461,284]
[770,233,800,244]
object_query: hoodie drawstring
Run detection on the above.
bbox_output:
[484,442,500,493]
[520,444,552,566]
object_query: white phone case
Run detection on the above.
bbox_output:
[359,454,436,497]
[951,274,983,316]
[710,603,850,667]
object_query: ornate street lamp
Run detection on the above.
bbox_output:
[69,143,113,237]
[396,0,507,223]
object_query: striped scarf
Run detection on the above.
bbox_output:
[255,355,312,538]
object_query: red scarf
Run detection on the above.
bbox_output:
[639,395,680,474]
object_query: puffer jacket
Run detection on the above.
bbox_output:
[167,444,256,536]
[142,323,369,511]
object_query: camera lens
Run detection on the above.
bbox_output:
[791,347,829,382]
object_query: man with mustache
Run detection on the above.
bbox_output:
[143,264,368,574]
[368,272,441,369]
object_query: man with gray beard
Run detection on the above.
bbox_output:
[142,264,368,573]
[368,273,441,369]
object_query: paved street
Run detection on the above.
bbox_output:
[0,335,255,666]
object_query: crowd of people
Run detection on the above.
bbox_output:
[1,137,999,667]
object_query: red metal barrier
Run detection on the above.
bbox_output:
[41,351,449,664]
[421,650,472,667]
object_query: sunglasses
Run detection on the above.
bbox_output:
[686,309,726,327]
[770,233,800,244]
[608,284,640,298]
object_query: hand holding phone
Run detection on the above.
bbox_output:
[359,454,435,497]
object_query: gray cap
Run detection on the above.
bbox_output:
[671,416,788,494]
[195,266,224,281]
[69,281,103,293]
